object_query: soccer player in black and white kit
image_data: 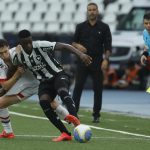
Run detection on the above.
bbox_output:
[16,29,92,142]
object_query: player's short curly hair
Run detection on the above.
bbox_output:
[0,39,9,48]
[18,29,31,39]
[143,12,150,20]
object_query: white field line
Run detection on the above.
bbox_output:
[10,111,150,139]
[15,134,150,140]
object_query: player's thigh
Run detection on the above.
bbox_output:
[38,81,56,101]
[54,74,70,90]
[21,85,38,98]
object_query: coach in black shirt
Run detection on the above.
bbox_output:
[72,2,112,123]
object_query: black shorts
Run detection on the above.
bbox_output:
[38,72,70,100]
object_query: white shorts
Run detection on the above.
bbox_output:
[5,70,39,100]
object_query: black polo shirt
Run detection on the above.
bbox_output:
[73,20,112,70]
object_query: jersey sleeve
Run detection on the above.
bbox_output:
[9,47,17,63]
[143,30,149,50]
[37,41,56,52]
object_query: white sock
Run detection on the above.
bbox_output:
[0,108,13,133]
[55,105,69,119]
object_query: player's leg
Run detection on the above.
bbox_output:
[1,71,39,108]
[0,95,25,108]
[0,108,15,138]
[15,83,80,127]
[39,96,72,142]
[0,73,37,138]
[54,73,80,123]
[51,100,69,119]
[38,81,72,142]
[51,100,81,127]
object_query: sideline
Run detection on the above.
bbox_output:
[10,111,150,139]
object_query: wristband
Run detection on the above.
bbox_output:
[142,51,149,57]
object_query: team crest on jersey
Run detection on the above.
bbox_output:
[36,55,41,61]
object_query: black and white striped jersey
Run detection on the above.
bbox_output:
[17,41,63,80]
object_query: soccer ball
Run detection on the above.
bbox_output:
[73,124,92,143]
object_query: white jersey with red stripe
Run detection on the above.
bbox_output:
[0,48,39,100]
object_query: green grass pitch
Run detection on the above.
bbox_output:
[0,100,150,150]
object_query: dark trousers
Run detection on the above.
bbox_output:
[72,65,103,118]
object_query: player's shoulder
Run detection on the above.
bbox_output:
[9,47,16,53]
[9,47,16,61]
[143,29,149,36]
[33,40,56,48]
[143,29,150,39]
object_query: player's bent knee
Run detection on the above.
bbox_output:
[50,100,59,109]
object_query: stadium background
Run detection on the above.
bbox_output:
[0,0,132,48]
[0,2,150,149]
[0,0,147,89]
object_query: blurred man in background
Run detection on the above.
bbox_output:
[72,2,112,123]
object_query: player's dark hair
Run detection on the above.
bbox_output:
[143,12,150,20]
[0,39,9,48]
[18,29,31,39]
[87,2,98,9]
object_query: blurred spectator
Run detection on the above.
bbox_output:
[103,65,118,88]
[112,61,141,90]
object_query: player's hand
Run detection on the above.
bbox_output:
[80,53,92,66]
[16,67,25,76]
[72,43,87,53]
[77,44,87,53]
[140,55,147,66]
[15,45,22,54]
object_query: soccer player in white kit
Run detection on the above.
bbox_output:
[0,58,24,138]
[0,39,79,141]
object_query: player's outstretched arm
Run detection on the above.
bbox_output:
[54,42,92,66]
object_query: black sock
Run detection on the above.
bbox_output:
[39,100,71,135]
[58,90,78,117]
